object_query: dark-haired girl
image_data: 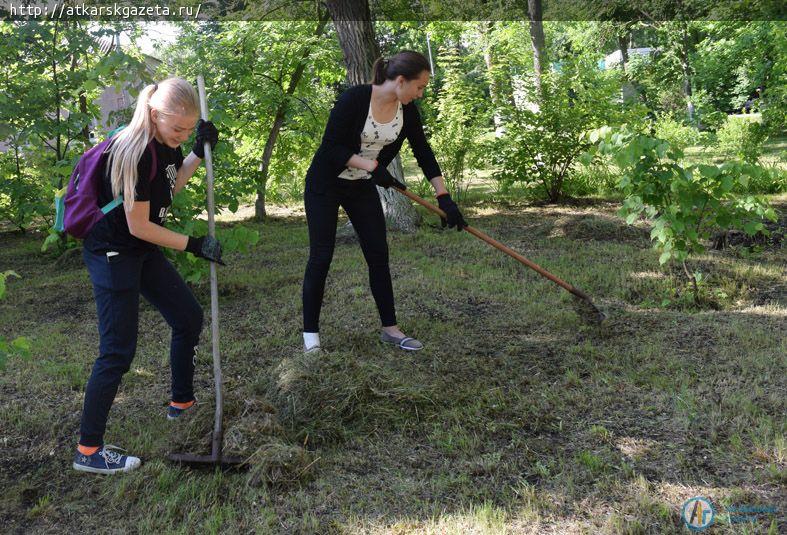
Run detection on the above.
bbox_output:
[302,50,466,353]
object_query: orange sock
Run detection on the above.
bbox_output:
[78,444,100,456]
[170,400,195,410]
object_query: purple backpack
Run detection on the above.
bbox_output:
[56,135,157,239]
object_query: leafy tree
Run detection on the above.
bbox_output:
[430,44,490,201]
[0,21,148,232]
[159,21,343,280]
[693,22,779,115]
[761,22,786,135]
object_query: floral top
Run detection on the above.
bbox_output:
[338,100,403,180]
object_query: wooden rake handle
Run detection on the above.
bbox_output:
[395,188,592,301]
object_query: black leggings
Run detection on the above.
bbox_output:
[302,178,396,332]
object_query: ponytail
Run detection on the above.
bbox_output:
[372,57,389,85]
[107,83,157,210]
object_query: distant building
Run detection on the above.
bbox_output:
[600,47,655,70]
[89,34,161,142]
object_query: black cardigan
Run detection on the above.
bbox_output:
[305,84,442,193]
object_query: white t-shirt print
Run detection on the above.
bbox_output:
[339,100,403,180]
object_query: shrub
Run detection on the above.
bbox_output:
[494,58,631,202]
[652,114,704,153]
[716,115,768,164]
[588,126,777,303]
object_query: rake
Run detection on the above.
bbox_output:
[396,188,606,325]
[167,75,244,469]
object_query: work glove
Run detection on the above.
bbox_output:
[436,193,467,231]
[191,119,219,159]
[370,162,407,190]
[185,235,225,265]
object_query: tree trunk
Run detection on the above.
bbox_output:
[51,21,63,163]
[68,23,91,146]
[254,15,329,220]
[325,0,420,232]
[528,0,546,107]
[678,23,695,123]
[481,21,509,135]
[617,34,629,72]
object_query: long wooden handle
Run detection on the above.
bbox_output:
[396,188,592,301]
[197,75,224,459]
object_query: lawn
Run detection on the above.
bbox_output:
[0,195,784,533]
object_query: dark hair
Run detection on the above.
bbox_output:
[372,50,431,85]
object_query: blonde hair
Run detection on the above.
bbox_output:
[108,77,199,209]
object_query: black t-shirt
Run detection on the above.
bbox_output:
[84,138,184,253]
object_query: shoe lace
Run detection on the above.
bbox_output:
[100,444,125,466]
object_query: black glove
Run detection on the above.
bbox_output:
[370,163,407,190]
[185,235,225,265]
[436,193,467,231]
[191,119,219,159]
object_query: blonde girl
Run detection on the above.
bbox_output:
[73,77,222,474]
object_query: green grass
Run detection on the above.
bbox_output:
[0,196,785,533]
[684,133,787,169]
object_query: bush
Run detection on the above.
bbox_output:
[0,148,56,232]
[716,115,768,164]
[739,164,787,194]
[652,114,703,152]
[163,144,261,283]
[494,58,631,202]
[588,126,777,303]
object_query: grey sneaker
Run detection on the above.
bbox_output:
[380,331,424,351]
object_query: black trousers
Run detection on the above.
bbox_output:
[302,178,396,332]
[80,247,203,446]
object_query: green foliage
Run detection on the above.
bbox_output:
[693,22,778,114]
[163,21,342,208]
[0,21,150,232]
[164,216,260,284]
[761,23,786,135]
[742,164,787,195]
[494,58,632,202]
[0,270,18,299]
[589,126,777,270]
[652,114,704,152]
[430,45,491,201]
[0,271,30,370]
[0,168,51,231]
[716,114,768,164]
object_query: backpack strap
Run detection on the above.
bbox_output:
[100,196,125,214]
[100,139,158,212]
